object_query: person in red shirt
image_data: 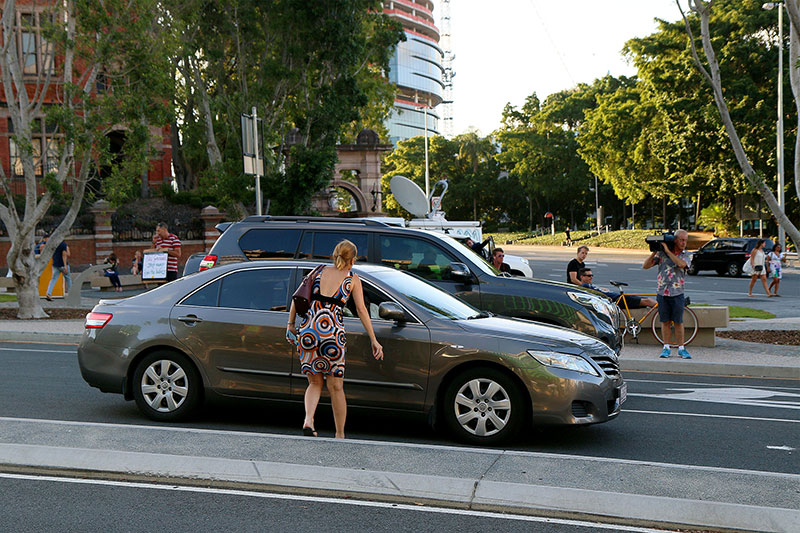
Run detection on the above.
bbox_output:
[152,222,182,281]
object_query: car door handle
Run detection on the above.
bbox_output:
[177,315,203,324]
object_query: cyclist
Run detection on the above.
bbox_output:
[578,268,656,308]
[643,229,692,359]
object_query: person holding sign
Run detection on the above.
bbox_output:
[149,222,182,281]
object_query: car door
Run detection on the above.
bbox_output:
[171,267,294,399]
[694,240,717,271]
[289,269,431,410]
[377,234,481,309]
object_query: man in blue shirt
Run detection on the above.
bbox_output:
[45,238,72,301]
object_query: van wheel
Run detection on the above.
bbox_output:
[442,367,526,445]
[132,351,202,421]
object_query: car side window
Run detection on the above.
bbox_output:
[312,232,368,262]
[343,282,394,320]
[380,235,456,281]
[701,241,717,251]
[238,229,302,259]
[181,279,221,307]
[219,268,292,311]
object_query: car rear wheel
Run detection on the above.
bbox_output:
[132,351,202,421]
[442,367,526,445]
[727,261,741,277]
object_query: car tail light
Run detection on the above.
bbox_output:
[744,252,750,258]
[199,255,217,271]
[85,312,113,329]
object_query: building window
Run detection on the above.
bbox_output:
[8,118,61,178]
[16,10,57,76]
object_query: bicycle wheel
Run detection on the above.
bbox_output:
[651,306,698,347]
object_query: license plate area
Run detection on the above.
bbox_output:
[617,382,627,405]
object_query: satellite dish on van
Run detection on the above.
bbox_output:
[390,175,429,218]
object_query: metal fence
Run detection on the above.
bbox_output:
[111,212,204,242]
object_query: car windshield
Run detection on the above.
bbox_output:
[371,269,480,320]
[428,233,498,277]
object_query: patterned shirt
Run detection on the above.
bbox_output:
[655,249,691,297]
[154,233,181,272]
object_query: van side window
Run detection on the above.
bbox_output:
[380,235,456,281]
[238,229,302,259]
[312,232,368,262]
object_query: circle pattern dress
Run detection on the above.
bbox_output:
[298,271,353,377]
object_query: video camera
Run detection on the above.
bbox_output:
[645,231,675,253]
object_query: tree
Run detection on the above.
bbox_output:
[678,0,799,249]
[167,0,403,216]
[0,0,171,318]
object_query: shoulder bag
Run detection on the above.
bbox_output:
[292,265,325,318]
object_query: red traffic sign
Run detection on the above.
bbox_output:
[544,212,553,218]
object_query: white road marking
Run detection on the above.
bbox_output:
[630,387,800,410]
[0,347,75,354]
[1,416,798,480]
[0,472,677,532]
[766,445,796,451]
[623,409,800,424]
[626,378,800,392]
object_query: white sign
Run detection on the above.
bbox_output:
[142,252,168,280]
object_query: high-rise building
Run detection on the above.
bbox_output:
[382,1,444,144]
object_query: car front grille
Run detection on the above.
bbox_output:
[571,401,591,418]
[590,354,620,378]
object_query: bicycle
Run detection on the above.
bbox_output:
[609,281,698,346]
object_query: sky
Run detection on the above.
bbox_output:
[431,0,683,136]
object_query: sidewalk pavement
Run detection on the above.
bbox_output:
[1,417,798,532]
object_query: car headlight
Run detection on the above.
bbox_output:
[528,350,600,376]
[568,291,615,321]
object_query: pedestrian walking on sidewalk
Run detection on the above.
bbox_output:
[45,236,72,301]
[643,229,692,359]
[767,243,786,297]
[286,240,383,439]
[567,246,589,285]
[564,228,572,247]
[746,239,771,297]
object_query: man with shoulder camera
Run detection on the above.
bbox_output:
[643,229,692,359]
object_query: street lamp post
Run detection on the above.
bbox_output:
[764,2,786,251]
[594,175,600,232]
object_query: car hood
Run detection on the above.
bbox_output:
[453,316,615,357]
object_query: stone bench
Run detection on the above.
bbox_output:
[623,305,729,347]
[0,277,14,291]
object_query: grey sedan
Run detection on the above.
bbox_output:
[78,261,626,445]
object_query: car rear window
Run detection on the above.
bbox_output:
[238,229,301,259]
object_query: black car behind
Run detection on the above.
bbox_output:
[689,237,774,277]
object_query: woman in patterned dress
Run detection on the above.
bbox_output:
[287,240,383,439]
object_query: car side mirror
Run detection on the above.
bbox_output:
[378,302,407,322]
[450,262,472,283]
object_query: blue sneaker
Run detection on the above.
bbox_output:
[678,348,692,359]
[659,347,671,358]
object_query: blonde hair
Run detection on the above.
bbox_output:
[333,239,357,270]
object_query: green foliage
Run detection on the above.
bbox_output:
[489,229,654,249]
[697,202,738,236]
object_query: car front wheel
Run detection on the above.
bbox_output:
[132,351,202,421]
[687,263,698,275]
[442,367,526,445]
[727,261,742,277]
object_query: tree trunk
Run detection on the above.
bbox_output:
[13,272,47,319]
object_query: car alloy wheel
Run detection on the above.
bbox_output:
[727,261,741,277]
[132,351,202,421]
[687,263,698,275]
[443,367,525,445]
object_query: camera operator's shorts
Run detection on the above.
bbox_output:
[657,294,685,323]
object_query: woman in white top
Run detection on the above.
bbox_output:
[767,243,787,297]
[747,239,771,297]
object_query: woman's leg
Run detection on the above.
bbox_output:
[303,373,324,432]
[748,275,757,296]
[760,274,771,296]
[326,376,347,439]
[773,278,781,295]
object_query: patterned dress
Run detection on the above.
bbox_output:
[298,270,353,377]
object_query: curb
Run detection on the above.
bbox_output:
[0,332,81,344]
[2,443,798,533]
[621,359,800,379]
